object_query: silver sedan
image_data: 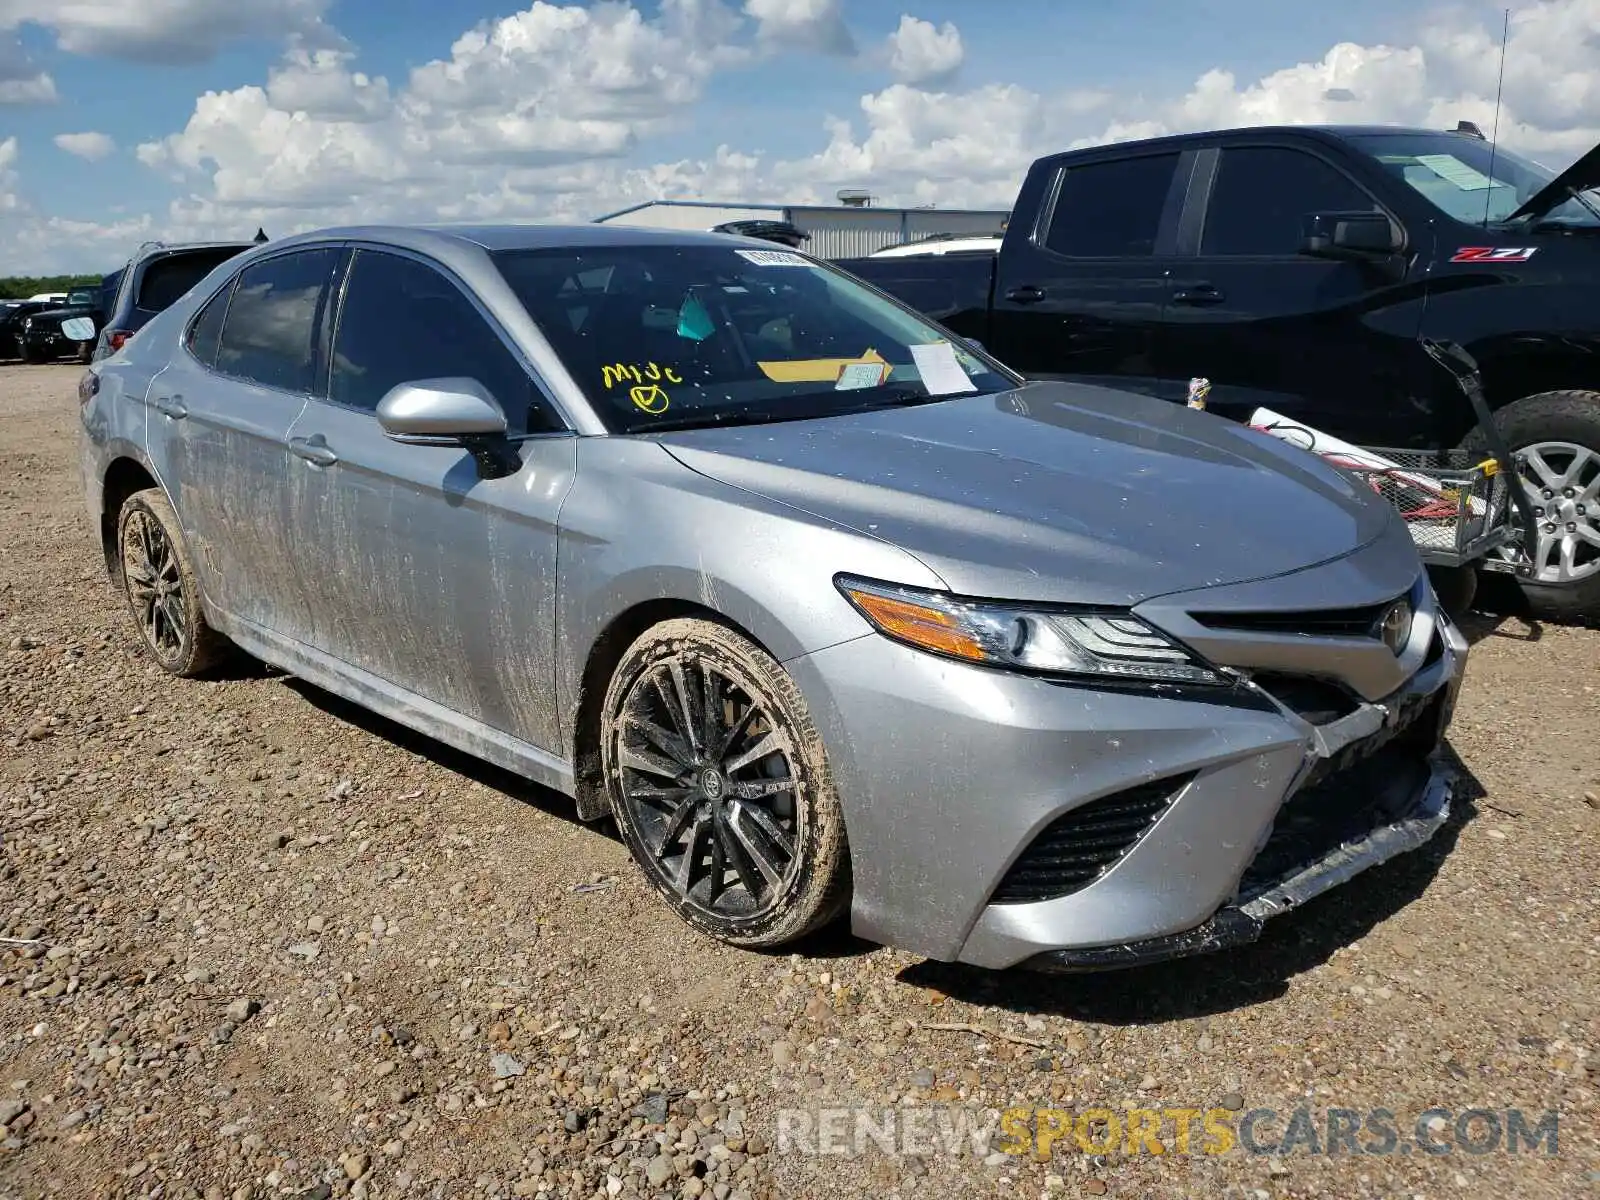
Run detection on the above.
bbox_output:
[78,224,1466,970]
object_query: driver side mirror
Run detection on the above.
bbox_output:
[376,378,518,479]
[1300,211,1401,259]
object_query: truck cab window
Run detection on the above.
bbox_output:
[1202,147,1378,256]
[1043,153,1180,258]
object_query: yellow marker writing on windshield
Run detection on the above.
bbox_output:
[604,362,682,389]
[630,384,670,414]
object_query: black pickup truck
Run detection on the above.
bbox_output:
[840,124,1600,620]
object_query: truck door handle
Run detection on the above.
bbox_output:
[289,435,339,468]
[150,394,187,419]
[1171,283,1225,305]
[1005,285,1048,304]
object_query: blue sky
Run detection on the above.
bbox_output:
[3,0,1596,272]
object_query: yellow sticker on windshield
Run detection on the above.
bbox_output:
[603,362,682,389]
[630,384,670,414]
[758,347,887,383]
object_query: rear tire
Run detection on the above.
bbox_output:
[116,488,230,676]
[1460,389,1600,623]
[600,618,850,949]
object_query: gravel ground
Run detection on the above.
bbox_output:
[1,362,1596,1200]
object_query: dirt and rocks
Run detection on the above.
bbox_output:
[0,362,1596,1199]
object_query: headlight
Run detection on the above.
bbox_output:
[835,576,1225,685]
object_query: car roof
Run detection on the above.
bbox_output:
[1052,124,1483,159]
[257,222,772,257]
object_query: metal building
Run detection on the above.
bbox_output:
[591,198,1010,260]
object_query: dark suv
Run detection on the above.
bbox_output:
[94,240,257,361]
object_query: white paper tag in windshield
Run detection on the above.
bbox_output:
[735,249,810,267]
[1415,154,1499,191]
[910,342,977,396]
[836,361,889,390]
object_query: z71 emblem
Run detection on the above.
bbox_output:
[1450,246,1538,262]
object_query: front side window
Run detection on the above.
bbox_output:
[214,249,338,393]
[1043,153,1181,258]
[1202,146,1380,256]
[1348,132,1600,228]
[492,244,1017,434]
[330,249,558,433]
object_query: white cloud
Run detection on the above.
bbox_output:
[53,130,117,160]
[885,14,962,85]
[742,0,852,55]
[0,135,21,212]
[0,0,335,63]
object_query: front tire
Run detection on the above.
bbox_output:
[600,618,850,949]
[116,488,229,676]
[1462,389,1600,623]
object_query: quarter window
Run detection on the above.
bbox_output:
[214,250,339,393]
[1044,153,1181,258]
[330,249,556,434]
[1202,147,1380,257]
[186,282,233,368]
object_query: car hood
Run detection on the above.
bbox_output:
[1508,136,1600,222]
[656,381,1398,607]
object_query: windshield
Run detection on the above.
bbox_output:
[492,244,1015,433]
[66,290,96,306]
[1348,132,1599,227]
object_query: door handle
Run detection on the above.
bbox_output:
[150,394,187,419]
[289,435,339,468]
[1171,283,1225,305]
[1005,285,1048,304]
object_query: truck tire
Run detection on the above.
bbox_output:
[1461,389,1600,623]
[1426,565,1478,620]
[20,343,46,364]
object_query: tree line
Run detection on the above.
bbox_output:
[0,275,104,300]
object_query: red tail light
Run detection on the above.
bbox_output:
[107,329,131,352]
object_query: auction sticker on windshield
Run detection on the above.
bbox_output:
[735,249,810,267]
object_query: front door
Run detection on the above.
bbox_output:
[281,246,576,753]
[143,247,343,643]
[990,148,1187,397]
[1156,142,1427,445]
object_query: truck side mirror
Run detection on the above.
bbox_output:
[1300,211,1399,259]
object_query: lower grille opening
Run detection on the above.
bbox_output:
[1238,695,1444,900]
[1250,672,1360,725]
[991,774,1196,905]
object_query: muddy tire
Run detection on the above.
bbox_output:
[600,618,850,949]
[116,488,229,676]
[1461,389,1600,623]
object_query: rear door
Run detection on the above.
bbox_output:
[1155,139,1427,444]
[144,247,343,643]
[989,148,1191,396]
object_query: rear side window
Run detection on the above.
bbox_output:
[135,248,248,315]
[186,282,234,368]
[1044,153,1181,257]
[1202,147,1379,257]
[214,250,339,393]
[330,249,557,433]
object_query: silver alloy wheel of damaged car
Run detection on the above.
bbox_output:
[117,488,228,676]
[601,618,850,947]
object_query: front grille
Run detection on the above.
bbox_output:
[1238,693,1443,899]
[991,774,1195,905]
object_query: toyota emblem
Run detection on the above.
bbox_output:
[1377,601,1413,655]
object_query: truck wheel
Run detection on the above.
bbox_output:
[1462,389,1600,623]
[20,343,46,364]
[1426,565,1478,619]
